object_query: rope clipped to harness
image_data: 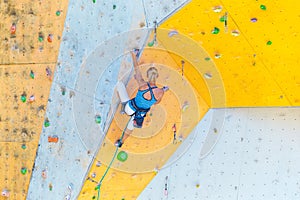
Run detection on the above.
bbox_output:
[95,118,131,200]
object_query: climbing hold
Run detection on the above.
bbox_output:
[95,185,100,190]
[61,87,66,95]
[113,4,116,9]
[214,53,222,59]
[212,5,222,13]
[91,172,96,178]
[29,95,35,103]
[148,40,155,47]
[1,189,9,197]
[211,27,220,34]
[182,101,189,112]
[117,151,128,162]
[30,70,35,79]
[42,169,47,179]
[21,167,27,175]
[47,34,53,43]
[56,10,61,16]
[213,128,218,133]
[68,183,73,192]
[21,144,26,149]
[204,57,211,61]
[219,15,226,22]
[38,32,44,42]
[49,183,53,191]
[168,30,179,37]
[92,196,96,199]
[153,167,159,175]
[21,94,27,102]
[96,161,101,167]
[44,119,50,127]
[204,72,212,79]
[260,5,267,10]
[266,40,272,45]
[48,135,59,143]
[64,194,71,200]
[250,18,258,22]
[196,184,200,188]
[10,23,16,34]
[46,66,52,80]
[231,30,240,36]
[95,115,101,124]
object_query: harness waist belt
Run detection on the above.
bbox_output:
[131,98,150,113]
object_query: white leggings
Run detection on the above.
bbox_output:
[116,82,135,130]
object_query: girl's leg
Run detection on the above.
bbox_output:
[115,115,134,147]
[116,81,130,103]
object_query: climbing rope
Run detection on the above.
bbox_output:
[95,117,131,200]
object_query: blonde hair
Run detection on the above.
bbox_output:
[147,67,158,83]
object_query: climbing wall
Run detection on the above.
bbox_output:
[0,0,68,199]
[27,0,206,199]
[138,107,300,199]
[2,0,299,199]
[78,46,209,199]
[161,0,300,107]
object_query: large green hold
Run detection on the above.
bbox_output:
[117,151,128,162]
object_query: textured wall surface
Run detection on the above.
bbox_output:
[139,108,300,200]
[1,0,300,199]
[0,0,68,199]
[161,0,300,106]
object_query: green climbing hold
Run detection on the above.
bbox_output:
[219,15,226,22]
[92,0,96,3]
[95,115,101,124]
[21,95,27,102]
[92,196,96,199]
[21,167,27,175]
[266,40,272,45]
[30,70,35,79]
[113,4,116,9]
[38,36,43,42]
[211,27,220,34]
[117,151,128,162]
[95,185,100,190]
[148,40,154,47]
[204,57,211,61]
[260,5,266,10]
[21,144,26,149]
[56,10,61,16]
[44,119,50,127]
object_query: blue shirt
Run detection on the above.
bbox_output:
[129,82,157,111]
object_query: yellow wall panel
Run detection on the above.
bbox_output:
[0,0,68,64]
[161,0,300,106]
[0,0,68,198]
[0,64,56,199]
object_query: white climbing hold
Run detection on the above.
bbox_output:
[204,73,212,79]
[168,30,179,37]
[212,5,222,13]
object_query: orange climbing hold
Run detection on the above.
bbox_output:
[48,136,59,143]
[10,23,16,34]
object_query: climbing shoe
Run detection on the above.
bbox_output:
[114,139,123,148]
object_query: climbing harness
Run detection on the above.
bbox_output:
[95,118,131,200]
